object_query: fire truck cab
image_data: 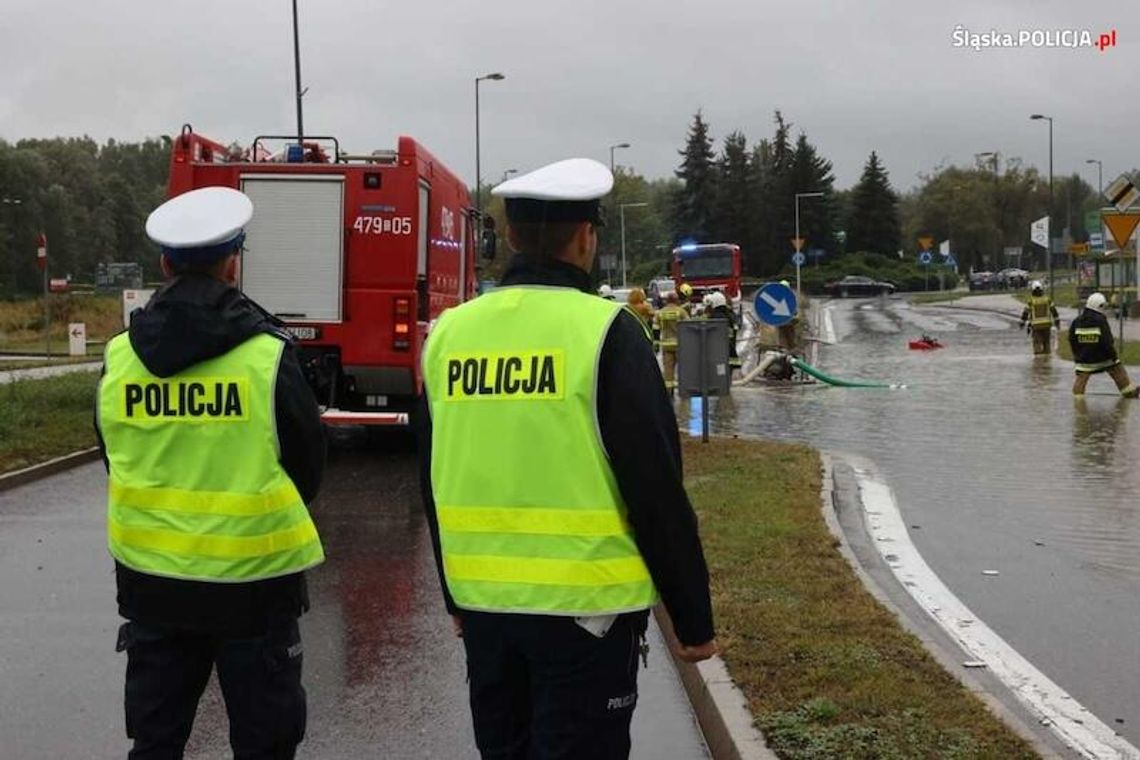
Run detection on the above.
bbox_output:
[166,125,480,425]
[671,243,743,304]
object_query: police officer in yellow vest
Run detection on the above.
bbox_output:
[96,187,326,759]
[418,159,716,759]
[1019,280,1060,355]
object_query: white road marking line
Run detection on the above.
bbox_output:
[852,463,1140,760]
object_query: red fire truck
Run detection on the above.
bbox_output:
[166,125,482,425]
[671,243,742,302]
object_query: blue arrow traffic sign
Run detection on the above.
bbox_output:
[754,282,798,327]
[791,251,806,267]
[919,251,933,265]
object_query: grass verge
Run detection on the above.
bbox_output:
[0,295,122,354]
[683,436,1037,759]
[0,372,99,475]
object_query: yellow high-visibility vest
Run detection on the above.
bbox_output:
[98,332,324,582]
[423,286,658,616]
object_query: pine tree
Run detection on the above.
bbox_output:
[787,133,838,257]
[752,112,798,274]
[845,151,900,256]
[713,131,751,252]
[672,111,717,243]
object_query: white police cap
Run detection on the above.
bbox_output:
[492,158,613,225]
[146,187,253,262]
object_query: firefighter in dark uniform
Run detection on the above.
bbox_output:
[1068,291,1140,398]
[95,187,326,759]
[417,159,716,760]
[1019,280,1060,356]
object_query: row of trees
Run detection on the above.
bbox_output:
[0,126,1129,295]
[0,137,170,296]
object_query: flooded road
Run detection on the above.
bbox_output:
[688,296,1140,745]
[0,436,706,758]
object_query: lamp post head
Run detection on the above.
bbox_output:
[615,142,630,149]
[480,72,505,81]
[1085,158,1099,165]
[1030,113,1050,121]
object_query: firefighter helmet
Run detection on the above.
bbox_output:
[678,283,693,298]
[598,284,614,299]
[1030,280,1043,294]
[704,291,727,309]
[1086,292,1107,312]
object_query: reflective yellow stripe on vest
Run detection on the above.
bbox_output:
[424,287,658,616]
[1029,296,1054,327]
[1074,327,1101,344]
[98,332,324,582]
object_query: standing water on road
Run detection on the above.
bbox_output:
[683,297,1140,745]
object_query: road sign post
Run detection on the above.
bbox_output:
[919,250,932,291]
[791,244,805,294]
[68,323,86,357]
[37,233,48,357]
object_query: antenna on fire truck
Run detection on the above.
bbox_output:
[292,0,305,152]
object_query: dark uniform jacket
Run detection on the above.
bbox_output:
[1068,308,1118,369]
[95,273,325,637]
[416,255,715,647]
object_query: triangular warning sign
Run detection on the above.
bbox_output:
[1103,212,1140,250]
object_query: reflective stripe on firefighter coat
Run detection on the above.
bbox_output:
[1028,295,1055,327]
[423,286,659,616]
[98,332,324,582]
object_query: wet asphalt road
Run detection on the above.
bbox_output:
[0,435,706,759]
[688,296,1140,747]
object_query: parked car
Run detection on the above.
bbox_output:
[996,268,1029,289]
[647,277,675,307]
[823,275,895,297]
[968,271,995,291]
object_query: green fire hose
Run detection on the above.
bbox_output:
[789,357,908,390]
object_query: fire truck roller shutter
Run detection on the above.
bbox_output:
[239,174,345,323]
[344,366,417,396]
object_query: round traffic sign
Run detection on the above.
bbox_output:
[792,251,806,266]
[919,251,932,265]
[753,282,798,327]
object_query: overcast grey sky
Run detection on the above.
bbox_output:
[1,0,1135,191]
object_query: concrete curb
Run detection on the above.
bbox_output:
[819,451,1069,759]
[0,448,101,493]
[653,607,777,760]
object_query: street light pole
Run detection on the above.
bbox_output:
[605,143,631,284]
[475,73,506,221]
[1031,114,1054,299]
[1085,158,1103,197]
[609,142,630,174]
[619,202,649,288]
[794,191,824,292]
[976,151,1001,269]
[292,0,305,149]
[501,168,518,184]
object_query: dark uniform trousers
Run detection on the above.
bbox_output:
[116,618,306,760]
[462,610,649,760]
